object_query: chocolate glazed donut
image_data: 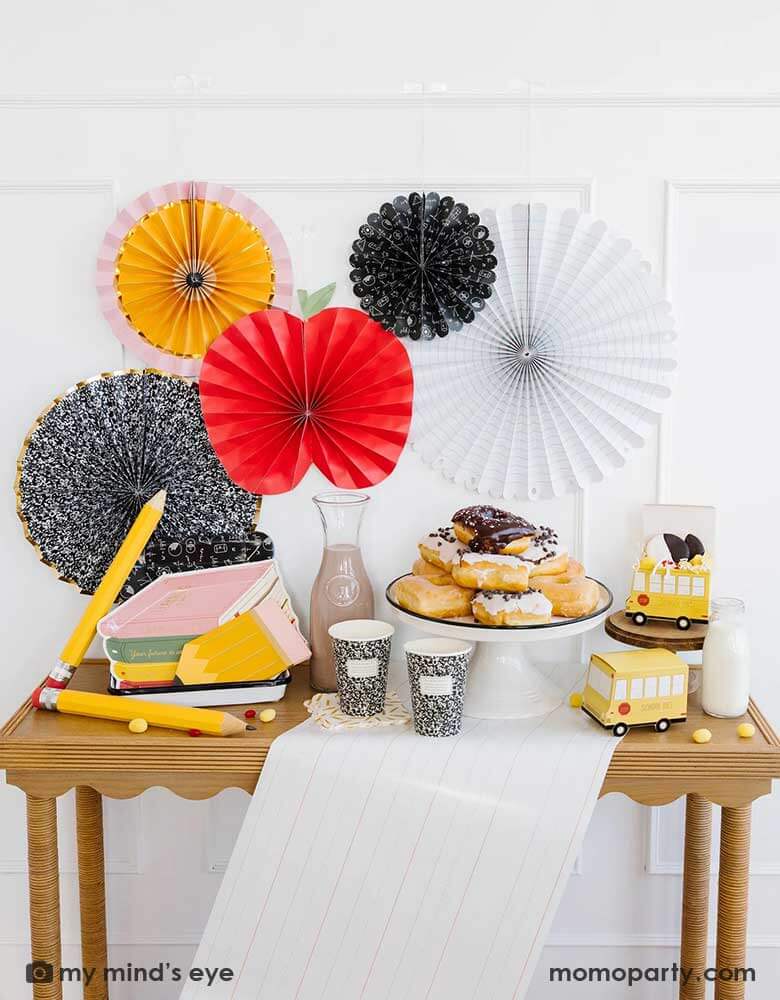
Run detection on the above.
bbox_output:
[452,505,536,554]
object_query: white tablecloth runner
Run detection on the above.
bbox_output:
[182,664,617,1000]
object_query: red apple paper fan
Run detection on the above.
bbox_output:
[199,307,414,494]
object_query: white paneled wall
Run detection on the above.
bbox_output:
[2,2,779,996]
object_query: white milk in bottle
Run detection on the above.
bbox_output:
[701,598,750,718]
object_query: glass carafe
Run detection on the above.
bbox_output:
[309,492,374,691]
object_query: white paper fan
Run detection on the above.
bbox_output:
[407,203,676,500]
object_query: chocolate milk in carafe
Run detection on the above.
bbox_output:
[309,492,374,691]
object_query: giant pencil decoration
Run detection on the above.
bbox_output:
[32,686,251,737]
[46,490,166,688]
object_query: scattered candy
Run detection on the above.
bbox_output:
[244,709,257,719]
[568,692,583,708]
[737,723,755,739]
[259,708,277,723]
[188,728,202,737]
[692,728,712,744]
[128,718,148,734]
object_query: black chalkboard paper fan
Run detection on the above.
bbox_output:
[349,191,497,340]
[119,531,274,602]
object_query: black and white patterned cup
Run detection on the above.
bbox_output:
[329,620,394,716]
[404,638,473,737]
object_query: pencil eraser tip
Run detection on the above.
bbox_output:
[46,679,68,690]
[31,687,44,708]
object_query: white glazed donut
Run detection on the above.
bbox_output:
[472,589,553,626]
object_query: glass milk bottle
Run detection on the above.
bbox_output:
[701,598,751,718]
[309,492,374,691]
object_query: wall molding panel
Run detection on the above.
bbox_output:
[222,177,593,209]
[0,179,117,196]
[645,805,780,877]
[0,796,143,876]
[650,177,780,890]
[5,91,780,111]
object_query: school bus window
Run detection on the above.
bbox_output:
[630,678,643,698]
[615,679,627,700]
[633,572,645,591]
[678,576,691,595]
[645,676,658,698]
[663,575,675,594]
[659,675,671,697]
[672,674,685,696]
[650,575,662,592]
[693,578,705,595]
[587,664,611,699]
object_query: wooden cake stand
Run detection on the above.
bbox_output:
[605,610,707,651]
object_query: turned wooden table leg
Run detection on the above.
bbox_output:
[76,788,109,999]
[680,794,712,1000]
[26,795,62,1000]
[715,804,752,1000]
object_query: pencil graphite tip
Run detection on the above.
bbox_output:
[148,489,167,511]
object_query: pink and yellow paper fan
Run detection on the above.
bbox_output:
[97,181,293,376]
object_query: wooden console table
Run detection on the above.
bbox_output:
[1,660,778,1000]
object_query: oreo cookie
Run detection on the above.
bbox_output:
[685,533,706,558]
[664,533,690,563]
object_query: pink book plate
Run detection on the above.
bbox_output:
[98,562,276,638]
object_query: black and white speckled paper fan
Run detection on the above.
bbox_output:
[16,370,260,595]
[349,191,497,340]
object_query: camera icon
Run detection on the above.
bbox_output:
[26,961,55,984]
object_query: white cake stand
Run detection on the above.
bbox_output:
[386,575,613,720]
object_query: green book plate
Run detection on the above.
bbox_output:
[103,635,197,664]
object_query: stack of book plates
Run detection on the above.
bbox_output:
[98,561,310,706]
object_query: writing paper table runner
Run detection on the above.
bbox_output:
[182,665,617,1000]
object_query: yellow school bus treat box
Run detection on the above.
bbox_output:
[626,532,711,630]
[582,648,689,736]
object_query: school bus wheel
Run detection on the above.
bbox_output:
[676,616,691,631]
[654,718,670,733]
[632,612,647,626]
[612,722,629,737]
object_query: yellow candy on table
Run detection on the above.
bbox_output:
[259,708,277,724]
[737,723,755,739]
[692,728,712,744]
[569,692,583,708]
[128,718,148,734]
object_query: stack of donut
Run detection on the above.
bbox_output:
[396,505,600,625]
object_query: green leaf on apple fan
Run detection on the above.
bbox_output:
[297,282,337,319]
